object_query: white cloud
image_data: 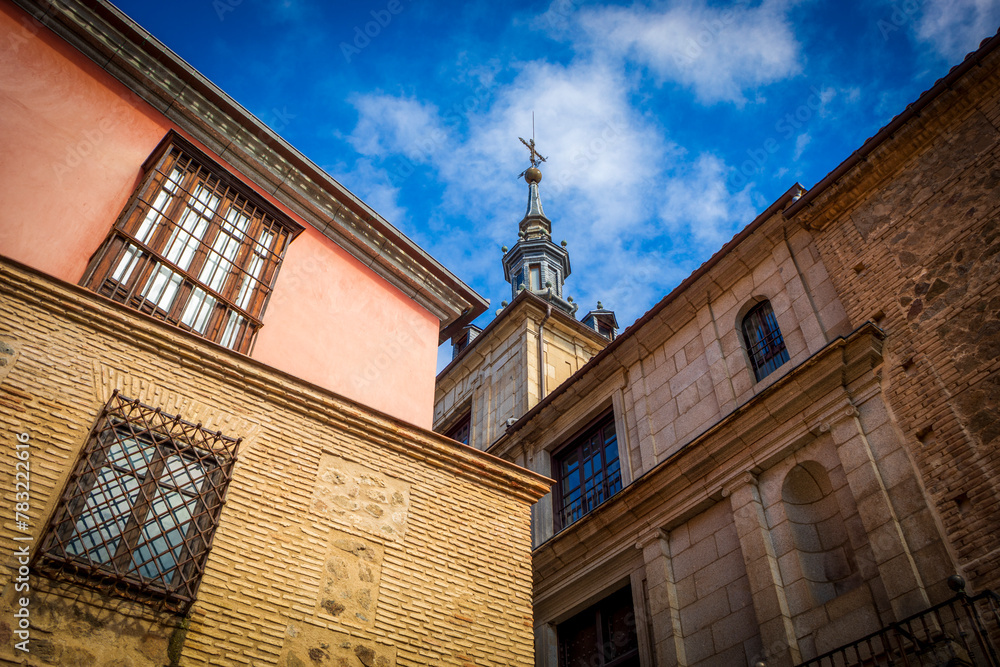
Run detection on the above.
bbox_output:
[569,0,804,105]
[793,132,811,160]
[342,7,777,328]
[659,153,758,249]
[916,0,1000,61]
[347,95,449,164]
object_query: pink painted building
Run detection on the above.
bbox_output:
[0,0,486,429]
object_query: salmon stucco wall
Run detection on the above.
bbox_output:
[0,1,441,427]
[253,226,440,428]
[0,1,171,283]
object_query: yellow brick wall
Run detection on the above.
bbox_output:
[0,260,548,667]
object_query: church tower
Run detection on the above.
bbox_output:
[433,136,615,451]
[501,139,575,314]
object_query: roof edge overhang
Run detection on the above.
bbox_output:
[11,0,488,341]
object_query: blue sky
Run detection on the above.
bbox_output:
[109,0,1000,369]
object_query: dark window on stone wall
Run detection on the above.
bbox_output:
[558,585,640,667]
[741,300,790,381]
[444,412,471,446]
[553,411,622,531]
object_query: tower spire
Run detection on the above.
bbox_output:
[502,128,574,314]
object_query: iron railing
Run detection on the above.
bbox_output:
[794,577,1000,667]
[558,468,623,530]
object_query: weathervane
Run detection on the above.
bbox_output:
[518,112,547,179]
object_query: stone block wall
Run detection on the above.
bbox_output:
[606,219,852,483]
[665,502,762,666]
[0,260,548,667]
[434,297,604,451]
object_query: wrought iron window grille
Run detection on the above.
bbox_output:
[34,391,240,613]
[554,411,623,532]
[742,300,791,382]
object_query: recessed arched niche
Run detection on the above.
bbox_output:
[781,461,861,604]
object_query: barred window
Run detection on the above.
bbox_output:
[554,411,622,532]
[741,299,790,381]
[36,392,240,612]
[82,132,301,354]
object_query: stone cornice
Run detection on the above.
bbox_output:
[10,0,487,338]
[0,258,552,504]
[532,324,885,599]
[435,289,608,394]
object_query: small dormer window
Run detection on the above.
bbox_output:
[454,332,471,357]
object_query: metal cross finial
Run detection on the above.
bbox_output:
[519,113,547,168]
[519,136,547,168]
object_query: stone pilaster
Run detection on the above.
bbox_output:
[637,530,687,666]
[728,473,802,667]
[824,404,930,618]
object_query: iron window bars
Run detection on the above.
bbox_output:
[741,300,790,382]
[554,411,622,532]
[35,391,240,613]
[81,132,302,354]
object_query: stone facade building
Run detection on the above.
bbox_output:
[0,1,549,666]
[435,28,1000,667]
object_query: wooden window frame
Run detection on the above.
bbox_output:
[443,410,472,446]
[552,410,622,533]
[529,264,542,291]
[557,585,640,667]
[81,131,303,354]
[34,391,241,613]
[741,299,790,382]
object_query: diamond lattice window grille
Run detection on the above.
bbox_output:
[35,391,240,613]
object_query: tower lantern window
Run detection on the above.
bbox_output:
[529,264,542,290]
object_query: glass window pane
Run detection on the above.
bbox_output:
[140,264,183,312]
[162,454,206,495]
[130,490,197,582]
[179,287,217,332]
[110,243,143,284]
[557,413,621,530]
[64,468,141,564]
[106,435,154,476]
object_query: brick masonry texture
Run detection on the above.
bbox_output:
[0,260,549,667]
[799,51,1000,594]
